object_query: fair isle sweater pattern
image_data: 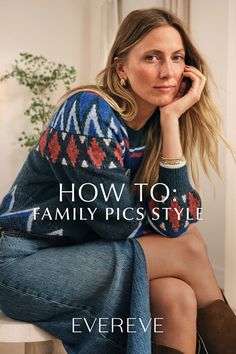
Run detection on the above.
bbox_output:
[0,92,201,240]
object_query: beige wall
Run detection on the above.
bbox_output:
[224,0,236,309]
[190,0,236,303]
[190,0,228,288]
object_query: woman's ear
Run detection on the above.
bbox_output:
[114,58,128,81]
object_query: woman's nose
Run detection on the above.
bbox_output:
[159,61,174,79]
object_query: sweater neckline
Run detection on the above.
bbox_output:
[122,109,159,135]
[125,122,147,134]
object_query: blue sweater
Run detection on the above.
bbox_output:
[0,92,201,241]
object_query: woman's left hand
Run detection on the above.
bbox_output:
[159,65,206,124]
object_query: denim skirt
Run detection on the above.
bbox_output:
[0,232,151,354]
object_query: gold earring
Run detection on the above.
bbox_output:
[120,78,126,87]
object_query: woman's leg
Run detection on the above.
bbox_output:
[149,277,197,354]
[137,224,224,308]
[137,225,236,353]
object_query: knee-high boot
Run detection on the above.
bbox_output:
[197,295,236,354]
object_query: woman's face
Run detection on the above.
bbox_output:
[117,25,186,116]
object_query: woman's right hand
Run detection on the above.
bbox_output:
[159,65,206,125]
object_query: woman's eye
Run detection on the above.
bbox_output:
[145,55,160,61]
[173,55,185,62]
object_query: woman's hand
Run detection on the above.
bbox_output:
[160,65,206,125]
[160,66,206,159]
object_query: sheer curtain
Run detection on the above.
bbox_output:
[100,0,119,70]
[163,0,190,25]
[85,0,119,84]
[120,0,189,26]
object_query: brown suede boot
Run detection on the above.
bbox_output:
[197,299,236,354]
[152,342,184,354]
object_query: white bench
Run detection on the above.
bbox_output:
[0,310,66,354]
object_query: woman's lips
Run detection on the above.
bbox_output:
[154,86,175,92]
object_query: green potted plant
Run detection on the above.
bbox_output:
[0,52,77,149]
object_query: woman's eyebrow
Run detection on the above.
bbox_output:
[143,49,185,54]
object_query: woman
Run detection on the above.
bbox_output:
[0,7,235,354]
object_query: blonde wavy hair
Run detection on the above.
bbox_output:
[57,8,235,198]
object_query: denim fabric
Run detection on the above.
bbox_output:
[0,234,151,354]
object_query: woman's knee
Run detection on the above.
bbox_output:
[150,277,197,320]
[181,225,209,263]
[136,226,209,281]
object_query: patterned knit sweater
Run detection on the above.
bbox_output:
[0,92,202,241]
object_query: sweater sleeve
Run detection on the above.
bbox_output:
[146,163,202,237]
[40,92,145,241]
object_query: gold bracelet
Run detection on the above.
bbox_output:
[160,155,185,165]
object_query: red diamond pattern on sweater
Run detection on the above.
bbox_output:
[169,198,183,232]
[114,142,124,166]
[188,192,201,220]
[87,137,106,168]
[48,132,61,163]
[39,128,49,157]
[66,135,79,167]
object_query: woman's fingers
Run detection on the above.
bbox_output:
[184,65,206,83]
[184,66,206,88]
[182,66,206,102]
[160,65,206,119]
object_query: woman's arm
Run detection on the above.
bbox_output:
[161,118,183,159]
[161,65,206,158]
[145,66,206,237]
[42,92,147,241]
